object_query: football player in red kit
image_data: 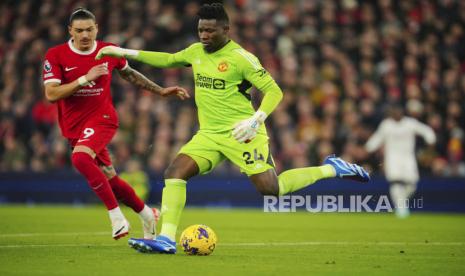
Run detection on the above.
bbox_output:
[42,8,189,240]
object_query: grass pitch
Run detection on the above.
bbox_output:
[0,205,464,275]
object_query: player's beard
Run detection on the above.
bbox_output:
[201,41,213,52]
[80,39,93,50]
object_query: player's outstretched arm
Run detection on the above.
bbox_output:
[44,64,108,102]
[118,65,189,100]
[96,46,186,68]
[95,46,139,60]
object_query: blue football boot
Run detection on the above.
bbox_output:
[323,154,370,182]
[128,235,176,254]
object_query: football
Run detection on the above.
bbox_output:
[179,224,217,256]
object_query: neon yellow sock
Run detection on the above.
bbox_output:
[278,165,335,196]
[159,179,186,241]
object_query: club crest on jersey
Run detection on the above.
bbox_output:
[44,60,52,72]
[217,61,228,72]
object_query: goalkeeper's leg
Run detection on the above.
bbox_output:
[160,154,202,240]
[129,154,204,253]
[250,165,336,196]
[250,156,369,196]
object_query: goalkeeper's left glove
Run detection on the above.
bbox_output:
[232,110,267,143]
[95,46,139,60]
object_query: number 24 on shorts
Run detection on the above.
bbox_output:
[243,149,264,165]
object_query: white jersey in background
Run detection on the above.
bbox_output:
[365,117,436,183]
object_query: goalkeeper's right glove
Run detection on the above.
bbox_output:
[95,46,139,60]
[232,110,267,143]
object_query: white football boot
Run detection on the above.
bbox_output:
[112,218,130,240]
[142,208,160,240]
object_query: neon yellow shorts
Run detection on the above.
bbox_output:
[178,131,275,176]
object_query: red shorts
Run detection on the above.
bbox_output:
[69,120,117,167]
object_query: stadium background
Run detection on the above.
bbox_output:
[1,1,465,275]
[0,0,464,210]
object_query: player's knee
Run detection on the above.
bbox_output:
[101,166,117,179]
[262,188,279,197]
[164,155,199,180]
[164,165,180,180]
[164,166,193,181]
[105,171,117,179]
[250,173,280,196]
[257,184,279,196]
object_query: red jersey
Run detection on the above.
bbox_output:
[42,40,127,138]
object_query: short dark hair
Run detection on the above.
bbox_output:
[69,8,95,25]
[197,3,229,24]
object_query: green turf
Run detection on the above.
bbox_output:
[0,205,464,275]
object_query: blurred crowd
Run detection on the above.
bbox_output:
[0,0,464,177]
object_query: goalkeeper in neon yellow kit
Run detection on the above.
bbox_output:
[97,3,369,254]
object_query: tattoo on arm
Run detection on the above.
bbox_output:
[119,66,163,94]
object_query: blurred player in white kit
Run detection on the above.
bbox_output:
[365,104,436,218]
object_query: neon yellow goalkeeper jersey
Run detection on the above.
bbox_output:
[160,41,277,134]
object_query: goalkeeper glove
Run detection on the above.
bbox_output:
[95,46,139,60]
[232,110,267,143]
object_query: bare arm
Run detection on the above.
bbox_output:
[118,65,189,99]
[44,64,109,102]
[118,65,164,94]
[44,81,81,102]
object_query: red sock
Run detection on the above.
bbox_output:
[71,152,118,210]
[109,176,145,212]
